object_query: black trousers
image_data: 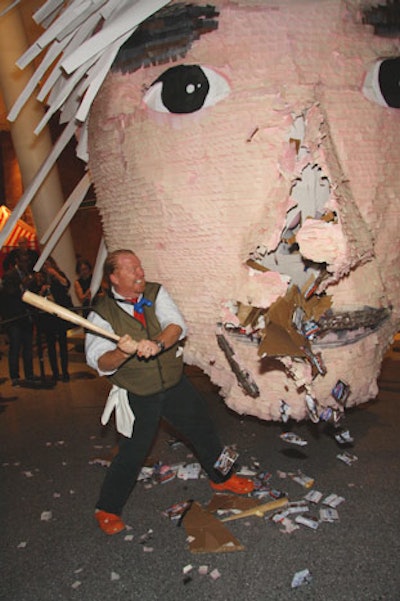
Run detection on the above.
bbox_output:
[45,328,69,378]
[97,375,228,515]
[7,321,34,381]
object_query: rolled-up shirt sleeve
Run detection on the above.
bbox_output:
[85,285,187,376]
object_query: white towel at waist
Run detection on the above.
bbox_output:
[101,385,135,438]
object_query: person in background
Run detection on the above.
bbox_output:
[86,249,254,536]
[74,258,93,318]
[35,257,72,383]
[2,251,36,386]
[2,236,39,274]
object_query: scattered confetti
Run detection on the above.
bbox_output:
[304,490,323,504]
[337,451,358,466]
[323,494,345,508]
[320,507,339,522]
[279,517,300,534]
[210,568,221,581]
[291,568,312,588]
[295,515,319,530]
[280,433,308,446]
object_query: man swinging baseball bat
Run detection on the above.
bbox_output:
[68,250,257,535]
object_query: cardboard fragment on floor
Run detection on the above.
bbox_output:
[183,502,244,553]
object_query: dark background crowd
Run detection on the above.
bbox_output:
[0,238,98,387]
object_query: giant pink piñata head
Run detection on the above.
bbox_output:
[88,0,400,421]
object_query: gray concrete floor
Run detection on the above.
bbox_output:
[1,330,399,601]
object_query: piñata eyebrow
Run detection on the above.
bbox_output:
[112,3,219,74]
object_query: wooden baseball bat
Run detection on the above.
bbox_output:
[221,496,288,522]
[22,290,120,342]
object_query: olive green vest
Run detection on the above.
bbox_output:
[94,282,183,396]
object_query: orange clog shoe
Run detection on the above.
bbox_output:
[95,510,125,535]
[210,473,254,495]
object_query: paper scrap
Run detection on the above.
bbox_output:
[337,451,358,465]
[323,494,345,508]
[295,515,319,530]
[290,471,314,488]
[210,568,221,580]
[320,507,339,522]
[304,490,323,504]
[177,463,201,480]
[291,568,312,588]
[280,432,308,446]
[182,564,193,575]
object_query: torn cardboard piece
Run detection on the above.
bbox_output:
[258,284,332,359]
[183,502,244,553]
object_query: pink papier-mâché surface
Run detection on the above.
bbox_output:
[88,0,400,421]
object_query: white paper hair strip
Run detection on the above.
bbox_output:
[17,0,99,69]
[8,33,75,123]
[40,171,91,245]
[91,237,108,298]
[75,120,88,162]
[0,0,20,18]
[36,12,101,105]
[75,31,131,123]
[34,52,100,135]
[35,172,92,270]
[0,119,77,248]
[100,0,129,20]
[33,0,64,25]
[54,1,108,44]
[61,0,170,75]
[36,0,96,49]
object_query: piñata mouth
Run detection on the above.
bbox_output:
[222,305,391,350]
[217,305,391,398]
